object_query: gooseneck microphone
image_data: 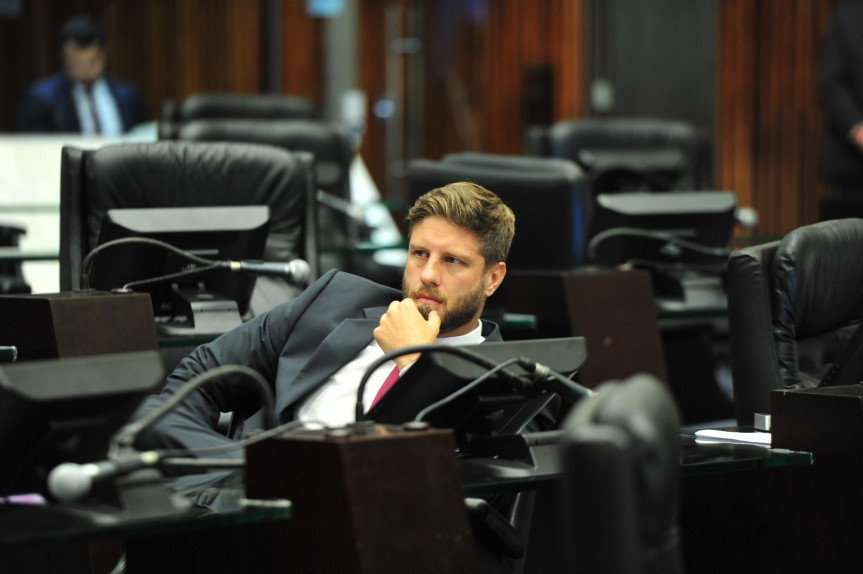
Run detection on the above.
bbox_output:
[79,235,313,290]
[227,258,311,286]
[47,451,161,503]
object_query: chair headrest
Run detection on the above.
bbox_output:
[772,218,863,387]
[82,141,311,262]
[170,93,320,121]
[565,374,681,543]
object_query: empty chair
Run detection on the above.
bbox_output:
[162,118,355,203]
[157,117,387,284]
[59,140,319,318]
[727,218,863,426]
[526,117,713,193]
[559,373,685,574]
[160,92,320,127]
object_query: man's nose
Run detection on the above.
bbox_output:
[420,258,441,284]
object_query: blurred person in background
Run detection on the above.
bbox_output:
[16,14,144,134]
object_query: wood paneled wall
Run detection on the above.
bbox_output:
[717,0,838,239]
[357,0,587,199]
[0,0,846,240]
[0,0,321,129]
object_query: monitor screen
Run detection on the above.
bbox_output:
[586,191,737,268]
[0,351,165,499]
[89,205,270,335]
[365,337,588,451]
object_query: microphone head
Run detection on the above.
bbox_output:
[47,462,94,503]
[735,207,759,230]
[288,259,312,286]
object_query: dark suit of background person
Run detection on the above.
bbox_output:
[819,0,863,193]
[15,15,144,134]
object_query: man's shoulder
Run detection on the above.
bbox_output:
[317,269,400,297]
[27,73,69,100]
[296,269,400,311]
[104,75,141,98]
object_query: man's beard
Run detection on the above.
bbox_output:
[402,278,486,334]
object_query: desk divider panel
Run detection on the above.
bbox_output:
[505,268,668,389]
[0,291,159,361]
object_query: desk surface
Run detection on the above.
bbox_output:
[0,490,290,549]
[461,430,812,496]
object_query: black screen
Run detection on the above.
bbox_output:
[586,191,737,267]
[0,351,164,498]
[90,205,270,333]
[366,337,587,445]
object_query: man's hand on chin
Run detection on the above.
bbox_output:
[373,299,441,369]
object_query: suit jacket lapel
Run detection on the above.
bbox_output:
[277,306,388,412]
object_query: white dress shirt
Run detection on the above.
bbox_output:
[296,320,486,428]
[71,78,123,135]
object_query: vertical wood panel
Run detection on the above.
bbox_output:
[718,0,838,240]
[0,0,267,129]
[281,0,323,98]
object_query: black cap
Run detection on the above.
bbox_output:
[59,15,106,47]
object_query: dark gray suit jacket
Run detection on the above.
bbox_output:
[133,269,501,457]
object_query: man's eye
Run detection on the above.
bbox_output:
[445,257,463,265]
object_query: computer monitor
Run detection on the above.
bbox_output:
[586,191,737,310]
[586,191,737,267]
[88,205,270,335]
[365,337,588,452]
[0,351,165,499]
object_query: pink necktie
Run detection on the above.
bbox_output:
[370,365,400,409]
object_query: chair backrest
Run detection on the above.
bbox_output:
[405,153,590,269]
[527,117,713,192]
[161,93,320,124]
[560,373,684,574]
[161,118,355,202]
[59,141,319,300]
[727,218,863,425]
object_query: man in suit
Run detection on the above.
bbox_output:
[132,181,514,499]
[15,15,144,134]
[820,0,863,193]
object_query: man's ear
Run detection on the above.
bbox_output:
[483,262,507,297]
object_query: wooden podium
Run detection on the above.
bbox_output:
[0,291,159,361]
[505,267,668,389]
[244,423,477,574]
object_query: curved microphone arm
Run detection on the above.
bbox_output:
[80,236,221,291]
[110,364,276,456]
[586,226,732,265]
[354,344,534,422]
[354,344,593,422]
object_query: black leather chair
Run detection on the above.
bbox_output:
[727,218,863,426]
[160,92,320,126]
[0,223,31,294]
[406,153,590,269]
[157,117,383,283]
[526,117,713,193]
[59,141,320,316]
[559,373,684,574]
[161,118,355,202]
